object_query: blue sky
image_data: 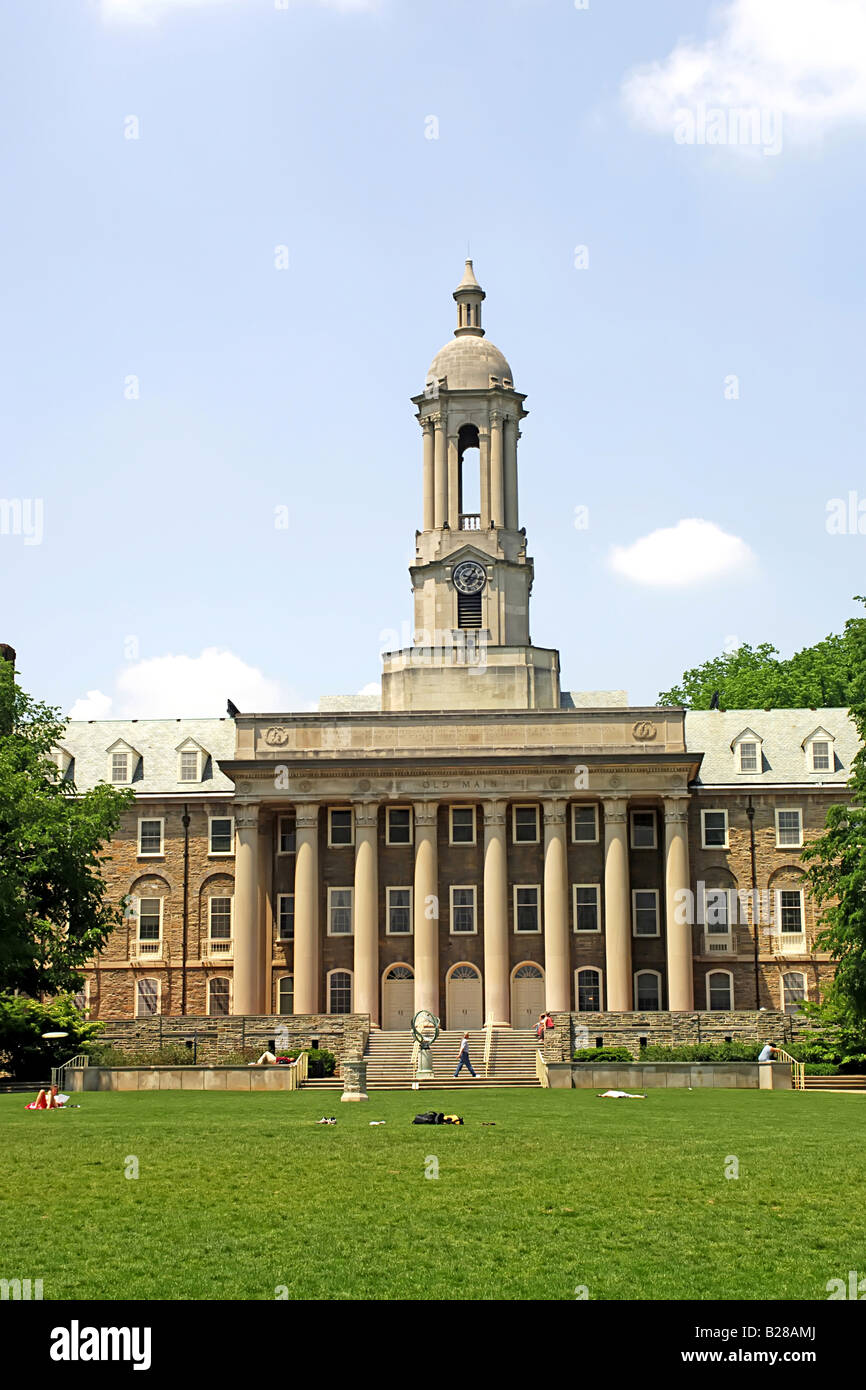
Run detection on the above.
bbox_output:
[2,0,865,716]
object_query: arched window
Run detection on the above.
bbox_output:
[208,977,230,1016]
[328,970,353,1014]
[514,963,543,980]
[782,971,807,1015]
[385,964,414,981]
[457,423,481,524]
[634,971,661,1011]
[450,964,480,981]
[706,970,733,1011]
[278,976,294,1015]
[576,968,601,1012]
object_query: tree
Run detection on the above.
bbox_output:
[659,632,855,709]
[0,655,133,997]
[801,600,866,1021]
[0,992,104,1082]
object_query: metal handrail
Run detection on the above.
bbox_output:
[51,1052,89,1088]
[483,1010,494,1078]
[774,1047,806,1091]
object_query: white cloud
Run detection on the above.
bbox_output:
[623,0,866,147]
[357,681,380,697]
[69,648,292,719]
[608,518,756,588]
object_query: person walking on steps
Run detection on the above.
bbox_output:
[454,1031,477,1078]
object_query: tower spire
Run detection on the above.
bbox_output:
[453,258,485,338]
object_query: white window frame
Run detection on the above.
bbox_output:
[573,883,601,933]
[327,885,354,936]
[512,804,540,845]
[632,888,660,938]
[701,808,729,850]
[809,739,832,773]
[386,885,413,935]
[327,968,354,1014]
[775,887,805,939]
[449,884,477,934]
[706,969,734,1011]
[135,977,162,1018]
[110,750,132,785]
[207,975,232,1016]
[630,809,657,850]
[208,815,235,857]
[277,893,295,941]
[781,970,808,1014]
[328,806,354,848]
[575,966,603,1012]
[634,969,662,1011]
[278,815,296,856]
[386,806,413,847]
[513,883,542,934]
[136,896,164,949]
[775,808,803,849]
[178,747,203,783]
[277,974,294,1016]
[137,817,165,858]
[449,805,476,847]
[733,735,761,774]
[571,803,599,844]
[207,896,233,948]
[702,887,734,954]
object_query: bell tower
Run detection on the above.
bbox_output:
[381,260,561,712]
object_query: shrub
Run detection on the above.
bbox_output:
[639,1043,772,1063]
[572,1047,633,1063]
[803,1062,839,1076]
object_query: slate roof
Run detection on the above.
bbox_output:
[685,708,859,786]
[58,719,236,795]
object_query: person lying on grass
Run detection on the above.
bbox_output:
[25,1085,69,1110]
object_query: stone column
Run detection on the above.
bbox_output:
[503,414,519,531]
[294,804,320,1015]
[542,800,570,1012]
[413,802,439,1018]
[664,795,694,1011]
[433,414,447,529]
[353,801,380,1027]
[483,800,510,1025]
[602,796,632,1011]
[232,803,261,1015]
[447,434,460,530]
[489,409,504,529]
[479,429,491,529]
[421,418,434,532]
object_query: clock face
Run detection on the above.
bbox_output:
[453,560,486,595]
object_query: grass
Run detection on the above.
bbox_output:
[1,1087,864,1301]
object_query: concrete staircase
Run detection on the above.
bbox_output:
[803,1074,866,1092]
[362,1027,540,1090]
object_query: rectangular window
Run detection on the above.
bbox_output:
[209,979,230,1016]
[138,898,162,942]
[777,889,804,935]
[386,887,412,934]
[707,974,732,1011]
[811,741,831,772]
[776,809,803,849]
[704,889,731,933]
[514,884,541,933]
[635,973,661,1011]
[328,808,354,847]
[386,807,412,846]
[630,810,657,849]
[278,816,296,856]
[136,979,159,1017]
[328,887,354,935]
[179,751,199,782]
[209,817,234,855]
[111,752,129,783]
[573,884,600,933]
[701,809,728,849]
[208,897,232,941]
[577,970,601,1011]
[632,889,659,937]
[513,805,540,844]
[138,819,164,856]
[278,976,294,1015]
[277,894,294,941]
[450,885,477,934]
[450,806,476,846]
[571,804,599,843]
[738,741,759,772]
[782,972,806,1015]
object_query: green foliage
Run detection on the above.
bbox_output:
[659,632,855,709]
[573,1047,633,1062]
[802,601,866,1020]
[639,1043,775,1062]
[788,997,866,1068]
[0,993,104,1081]
[0,659,134,996]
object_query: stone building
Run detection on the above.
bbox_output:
[58,262,856,1031]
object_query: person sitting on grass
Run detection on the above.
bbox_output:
[26,1084,64,1110]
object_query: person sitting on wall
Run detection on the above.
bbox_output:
[535,1013,546,1040]
[758,1043,779,1062]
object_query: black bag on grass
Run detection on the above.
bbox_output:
[412,1111,444,1125]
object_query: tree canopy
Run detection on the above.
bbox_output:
[0,658,133,997]
[659,632,855,709]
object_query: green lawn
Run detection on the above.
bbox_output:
[1,1088,864,1301]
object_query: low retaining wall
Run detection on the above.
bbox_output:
[542,1010,797,1063]
[66,1066,311,1092]
[94,1014,369,1064]
[547,1061,792,1090]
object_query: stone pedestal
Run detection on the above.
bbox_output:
[340,1058,368,1102]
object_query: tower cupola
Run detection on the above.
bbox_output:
[453,259,485,337]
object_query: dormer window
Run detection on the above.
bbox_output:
[731,728,762,774]
[106,739,139,785]
[176,738,207,784]
[52,747,74,781]
[802,727,836,774]
[112,753,129,783]
[180,752,199,781]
